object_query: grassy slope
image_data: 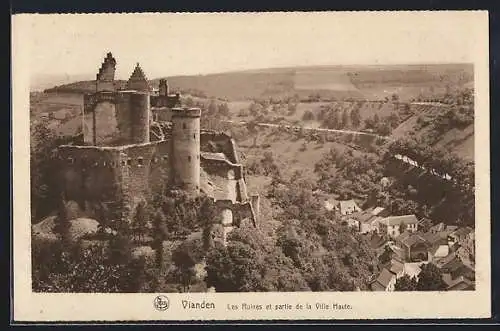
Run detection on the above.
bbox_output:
[390,104,474,161]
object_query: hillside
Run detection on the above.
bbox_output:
[43,63,473,102]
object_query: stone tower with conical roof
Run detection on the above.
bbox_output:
[125,63,151,92]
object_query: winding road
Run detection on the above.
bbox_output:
[222,119,393,141]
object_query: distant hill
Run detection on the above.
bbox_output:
[43,63,473,102]
[31,73,94,92]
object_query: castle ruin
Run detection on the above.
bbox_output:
[57,52,259,243]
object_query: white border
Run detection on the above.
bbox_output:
[12,11,491,321]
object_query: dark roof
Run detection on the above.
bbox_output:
[389,259,404,275]
[422,232,446,245]
[401,234,428,248]
[451,227,473,238]
[381,214,418,226]
[376,268,396,287]
[357,212,377,224]
[446,276,474,291]
[396,231,412,243]
[429,222,446,233]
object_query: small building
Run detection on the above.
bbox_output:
[448,226,473,247]
[344,216,360,230]
[388,259,405,279]
[370,268,397,292]
[358,213,384,234]
[395,232,430,262]
[323,198,339,212]
[339,199,361,216]
[378,214,419,238]
[436,253,475,281]
[443,274,475,291]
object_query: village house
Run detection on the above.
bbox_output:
[435,252,475,286]
[350,206,388,234]
[339,199,362,216]
[378,214,419,238]
[448,226,473,248]
[443,274,475,291]
[422,231,450,262]
[370,268,397,291]
[387,259,405,279]
[394,231,430,262]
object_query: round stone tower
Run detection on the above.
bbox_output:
[171,107,201,195]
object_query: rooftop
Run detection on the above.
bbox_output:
[375,268,396,288]
[399,232,428,248]
[339,200,360,214]
[388,259,404,275]
[381,214,418,226]
[451,226,473,238]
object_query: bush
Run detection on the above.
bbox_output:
[302,110,315,121]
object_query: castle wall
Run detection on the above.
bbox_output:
[58,141,168,223]
[115,92,150,144]
[57,145,124,219]
[200,131,239,164]
[171,109,201,194]
[82,101,120,146]
[107,92,150,145]
[149,140,172,194]
[119,143,158,216]
[152,107,172,122]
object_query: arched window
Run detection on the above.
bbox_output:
[188,156,191,162]
[183,123,187,129]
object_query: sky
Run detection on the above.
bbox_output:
[15,11,486,81]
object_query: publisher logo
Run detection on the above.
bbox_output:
[154,295,170,311]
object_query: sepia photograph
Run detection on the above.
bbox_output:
[12,11,490,321]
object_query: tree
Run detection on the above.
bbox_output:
[302,110,315,121]
[185,97,194,107]
[171,239,204,292]
[378,245,392,265]
[207,99,218,115]
[416,263,447,291]
[218,103,230,118]
[205,240,262,292]
[395,274,418,291]
[30,121,60,221]
[350,108,361,128]
[32,239,147,293]
[342,109,350,128]
[246,120,259,147]
[132,202,149,242]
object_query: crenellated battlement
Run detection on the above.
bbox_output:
[96,52,117,92]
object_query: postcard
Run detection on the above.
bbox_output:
[11,11,490,321]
